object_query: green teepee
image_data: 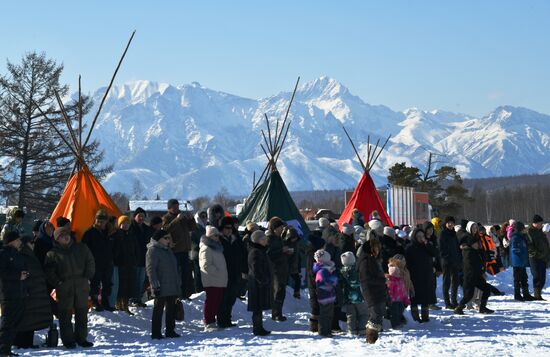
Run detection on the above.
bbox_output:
[237,77,310,236]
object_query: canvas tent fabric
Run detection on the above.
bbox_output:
[50,165,122,241]
[337,172,393,228]
[237,171,309,236]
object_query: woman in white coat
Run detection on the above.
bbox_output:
[199,226,228,331]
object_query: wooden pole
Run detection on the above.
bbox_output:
[78,75,83,159]
[82,30,135,149]
[369,135,391,171]
[366,135,371,169]
[54,90,81,154]
[261,130,272,157]
[264,114,273,153]
[274,121,291,166]
[273,76,300,151]
[31,99,84,164]
[342,126,367,172]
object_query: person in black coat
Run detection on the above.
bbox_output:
[0,232,28,356]
[306,229,325,332]
[129,207,154,307]
[247,231,272,336]
[357,237,387,344]
[266,217,291,322]
[454,223,494,315]
[33,221,55,268]
[439,216,461,309]
[14,235,52,348]
[218,216,247,328]
[380,227,405,274]
[339,225,356,255]
[405,228,437,323]
[112,216,139,315]
[82,209,115,311]
[422,221,442,310]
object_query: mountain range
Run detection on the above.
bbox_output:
[86,76,550,199]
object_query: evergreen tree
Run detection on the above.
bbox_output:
[0,51,111,215]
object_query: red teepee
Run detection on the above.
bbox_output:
[337,126,393,229]
[337,172,392,228]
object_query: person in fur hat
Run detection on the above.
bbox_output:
[358,238,387,344]
[313,249,338,337]
[340,252,368,335]
[527,214,550,300]
[386,256,413,328]
[247,230,272,336]
[352,209,365,228]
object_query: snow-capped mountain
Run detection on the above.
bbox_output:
[86,77,550,198]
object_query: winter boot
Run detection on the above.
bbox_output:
[309,316,319,333]
[514,286,524,301]
[534,288,545,301]
[479,306,494,314]
[429,304,441,311]
[365,322,381,344]
[522,289,536,301]
[253,313,271,336]
[453,305,465,315]
[420,305,430,323]
[410,305,421,322]
[122,298,135,316]
[92,297,103,312]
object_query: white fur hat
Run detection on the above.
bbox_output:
[466,221,477,235]
[543,223,550,233]
[205,225,219,238]
[318,217,330,228]
[368,220,384,235]
[340,251,356,267]
[314,249,332,264]
[342,224,354,236]
[383,226,395,238]
[396,229,407,239]
[509,219,516,226]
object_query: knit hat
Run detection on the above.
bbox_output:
[134,207,146,217]
[205,226,219,238]
[340,251,356,267]
[318,217,330,229]
[95,209,108,220]
[368,220,384,235]
[117,215,130,227]
[466,221,477,235]
[542,223,550,233]
[342,224,354,236]
[383,226,395,238]
[3,231,21,244]
[150,216,163,226]
[509,219,516,226]
[167,199,179,209]
[392,253,406,262]
[246,221,258,232]
[444,216,455,224]
[54,226,71,241]
[354,225,365,236]
[314,249,331,264]
[533,214,544,224]
[269,217,286,231]
[250,230,266,244]
[220,216,234,228]
[152,229,170,241]
[56,216,71,228]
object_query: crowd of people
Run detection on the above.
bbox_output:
[0,201,549,355]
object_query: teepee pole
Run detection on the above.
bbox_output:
[368,135,391,171]
[366,135,371,169]
[54,90,81,154]
[82,30,135,149]
[274,121,291,166]
[273,76,300,152]
[78,75,83,155]
[264,114,273,153]
[342,126,366,172]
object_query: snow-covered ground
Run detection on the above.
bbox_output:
[19,269,550,356]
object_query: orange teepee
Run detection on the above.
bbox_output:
[50,166,122,241]
[31,32,136,240]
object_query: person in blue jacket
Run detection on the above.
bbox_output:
[510,222,535,301]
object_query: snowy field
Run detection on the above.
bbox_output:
[18,269,550,356]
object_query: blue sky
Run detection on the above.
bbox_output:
[1,0,549,116]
